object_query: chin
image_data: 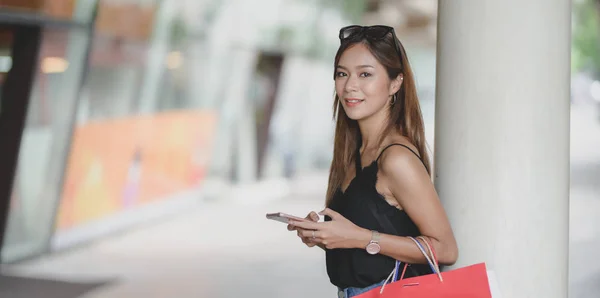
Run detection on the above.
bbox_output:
[345,110,370,121]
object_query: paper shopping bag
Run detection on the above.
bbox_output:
[355,237,492,298]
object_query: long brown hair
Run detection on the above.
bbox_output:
[325,30,431,206]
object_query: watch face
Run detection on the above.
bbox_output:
[366,243,380,255]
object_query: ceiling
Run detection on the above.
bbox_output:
[362,0,438,47]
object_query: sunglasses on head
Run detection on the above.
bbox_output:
[338,25,402,59]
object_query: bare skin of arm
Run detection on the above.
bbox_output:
[367,146,458,265]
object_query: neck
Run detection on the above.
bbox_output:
[358,111,388,151]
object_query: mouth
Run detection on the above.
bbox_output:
[344,98,364,107]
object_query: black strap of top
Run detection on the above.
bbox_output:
[375,143,426,168]
[356,143,426,172]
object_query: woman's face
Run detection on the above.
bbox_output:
[335,43,401,121]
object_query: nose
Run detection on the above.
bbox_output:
[344,74,359,93]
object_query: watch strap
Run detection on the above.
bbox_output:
[371,230,380,243]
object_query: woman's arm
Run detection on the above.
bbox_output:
[371,146,458,265]
[350,229,455,265]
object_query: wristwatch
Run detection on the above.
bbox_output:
[365,230,381,255]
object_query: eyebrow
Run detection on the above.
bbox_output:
[337,65,375,70]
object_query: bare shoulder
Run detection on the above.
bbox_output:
[378,137,424,178]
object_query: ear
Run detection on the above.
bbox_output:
[389,74,403,96]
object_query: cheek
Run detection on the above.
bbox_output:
[362,79,389,101]
[334,80,344,95]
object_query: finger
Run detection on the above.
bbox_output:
[300,234,315,245]
[287,224,296,231]
[303,236,321,246]
[300,229,322,239]
[302,236,318,244]
[299,230,311,238]
[289,220,320,230]
[307,235,321,244]
[308,211,320,222]
[300,234,316,246]
[319,208,341,219]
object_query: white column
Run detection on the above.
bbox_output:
[434,1,571,297]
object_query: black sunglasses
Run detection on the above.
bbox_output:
[339,25,402,59]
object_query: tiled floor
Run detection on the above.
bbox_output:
[4,193,335,298]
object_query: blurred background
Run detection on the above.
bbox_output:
[0,0,596,297]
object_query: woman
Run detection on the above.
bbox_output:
[287,25,458,298]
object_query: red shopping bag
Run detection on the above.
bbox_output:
[355,237,492,298]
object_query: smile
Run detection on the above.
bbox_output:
[344,98,364,107]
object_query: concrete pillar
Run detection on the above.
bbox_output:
[433,1,571,297]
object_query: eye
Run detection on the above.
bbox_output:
[360,72,372,77]
[335,71,347,78]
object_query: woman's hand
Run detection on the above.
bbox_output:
[289,208,369,250]
[287,211,320,247]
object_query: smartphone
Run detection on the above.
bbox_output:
[266,212,308,224]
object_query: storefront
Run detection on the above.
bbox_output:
[0,0,219,263]
[0,0,96,262]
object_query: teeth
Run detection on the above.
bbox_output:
[347,100,361,103]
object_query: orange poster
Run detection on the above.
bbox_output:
[55,110,218,231]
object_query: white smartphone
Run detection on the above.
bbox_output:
[266,212,308,224]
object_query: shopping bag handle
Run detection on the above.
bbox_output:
[404,236,443,281]
[380,236,443,294]
[416,236,442,281]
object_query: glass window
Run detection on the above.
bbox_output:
[1,26,91,262]
[51,0,220,250]
[77,35,146,121]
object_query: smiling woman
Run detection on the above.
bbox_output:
[286,25,458,298]
[334,47,396,120]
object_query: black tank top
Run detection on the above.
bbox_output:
[325,143,433,289]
